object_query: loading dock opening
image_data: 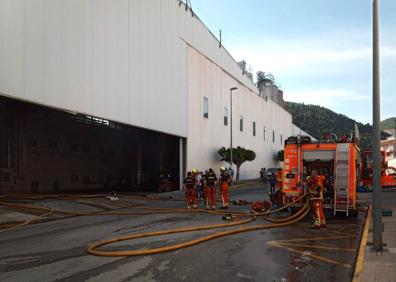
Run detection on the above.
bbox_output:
[0,96,181,194]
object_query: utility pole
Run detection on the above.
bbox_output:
[230,87,238,171]
[372,0,383,252]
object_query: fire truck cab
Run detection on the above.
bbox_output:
[282,135,360,216]
[361,150,396,188]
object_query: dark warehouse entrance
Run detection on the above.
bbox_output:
[0,96,181,194]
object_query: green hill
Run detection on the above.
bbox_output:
[284,101,390,149]
[381,117,396,129]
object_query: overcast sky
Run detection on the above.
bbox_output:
[192,0,395,124]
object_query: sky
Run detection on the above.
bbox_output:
[191,0,395,124]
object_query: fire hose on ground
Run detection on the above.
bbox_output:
[87,200,311,257]
[0,193,311,257]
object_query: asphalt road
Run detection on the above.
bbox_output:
[0,184,367,282]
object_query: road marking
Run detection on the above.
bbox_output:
[85,256,153,282]
[269,234,356,243]
[267,234,358,269]
[268,241,352,268]
[276,242,356,252]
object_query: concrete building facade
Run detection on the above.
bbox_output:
[0,0,293,192]
[381,138,396,168]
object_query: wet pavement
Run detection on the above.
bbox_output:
[0,184,368,282]
[359,190,396,282]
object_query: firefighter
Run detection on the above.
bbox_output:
[219,167,230,209]
[183,171,197,209]
[195,171,204,199]
[276,169,283,190]
[205,168,217,210]
[228,167,235,185]
[307,169,326,228]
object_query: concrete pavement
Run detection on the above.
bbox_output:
[0,184,367,282]
[359,190,396,282]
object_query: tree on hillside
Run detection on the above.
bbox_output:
[381,117,396,129]
[218,146,256,183]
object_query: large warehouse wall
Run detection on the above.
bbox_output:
[187,47,292,179]
[0,0,188,137]
[0,0,294,182]
[0,0,259,138]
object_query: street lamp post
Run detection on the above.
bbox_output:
[372,0,383,251]
[230,87,238,171]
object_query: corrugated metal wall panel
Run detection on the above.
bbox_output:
[0,0,291,142]
[0,0,189,137]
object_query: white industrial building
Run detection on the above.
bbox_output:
[0,0,296,193]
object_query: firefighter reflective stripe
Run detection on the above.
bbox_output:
[183,176,195,189]
[206,173,217,186]
[312,200,326,228]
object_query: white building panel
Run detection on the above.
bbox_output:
[0,0,189,137]
[2,0,25,98]
[0,0,295,180]
[187,47,292,179]
[0,0,3,91]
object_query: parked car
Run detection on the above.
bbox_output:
[266,168,281,181]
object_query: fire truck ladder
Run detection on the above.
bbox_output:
[334,143,350,216]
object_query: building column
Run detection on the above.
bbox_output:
[179,137,186,190]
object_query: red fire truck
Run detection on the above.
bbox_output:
[361,150,396,188]
[282,135,360,216]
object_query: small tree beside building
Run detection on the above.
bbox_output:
[218,146,256,183]
[275,150,284,162]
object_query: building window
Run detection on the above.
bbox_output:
[224,107,228,126]
[272,130,275,143]
[253,122,256,136]
[280,134,283,145]
[86,115,110,126]
[240,116,244,132]
[48,140,58,149]
[203,97,209,118]
[264,126,267,140]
